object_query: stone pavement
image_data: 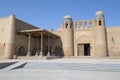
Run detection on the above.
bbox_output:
[0,59,120,80]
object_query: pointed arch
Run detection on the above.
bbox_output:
[17,46,26,56]
[76,35,91,43]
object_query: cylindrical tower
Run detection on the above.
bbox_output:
[4,15,16,59]
[60,15,74,56]
[95,11,108,57]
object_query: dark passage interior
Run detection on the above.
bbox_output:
[84,44,90,56]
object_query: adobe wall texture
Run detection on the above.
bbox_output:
[107,27,120,56]
[0,17,9,57]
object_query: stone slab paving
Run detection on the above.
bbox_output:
[0,59,120,80]
[23,62,120,71]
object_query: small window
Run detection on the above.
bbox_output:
[99,20,102,26]
[66,23,68,28]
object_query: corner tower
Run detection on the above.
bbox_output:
[60,15,74,56]
[95,11,108,57]
[4,15,16,59]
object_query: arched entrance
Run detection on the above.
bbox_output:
[17,46,26,56]
[76,35,91,56]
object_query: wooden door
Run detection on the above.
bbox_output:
[78,44,84,56]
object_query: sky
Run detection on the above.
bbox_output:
[0,0,120,30]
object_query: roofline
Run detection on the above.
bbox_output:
[18,29,60,38]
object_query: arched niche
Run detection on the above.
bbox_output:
[76,35,91,43]
[17,46,26,56]
[76,35,92,56]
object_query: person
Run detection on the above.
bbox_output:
[51,51,55,56]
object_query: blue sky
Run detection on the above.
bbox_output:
[0,0,120,30]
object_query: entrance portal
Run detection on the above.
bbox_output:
[78,44,90,56]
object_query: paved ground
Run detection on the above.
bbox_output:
[0,58,120,80]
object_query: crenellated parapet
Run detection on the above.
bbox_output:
[73,20,94,30]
